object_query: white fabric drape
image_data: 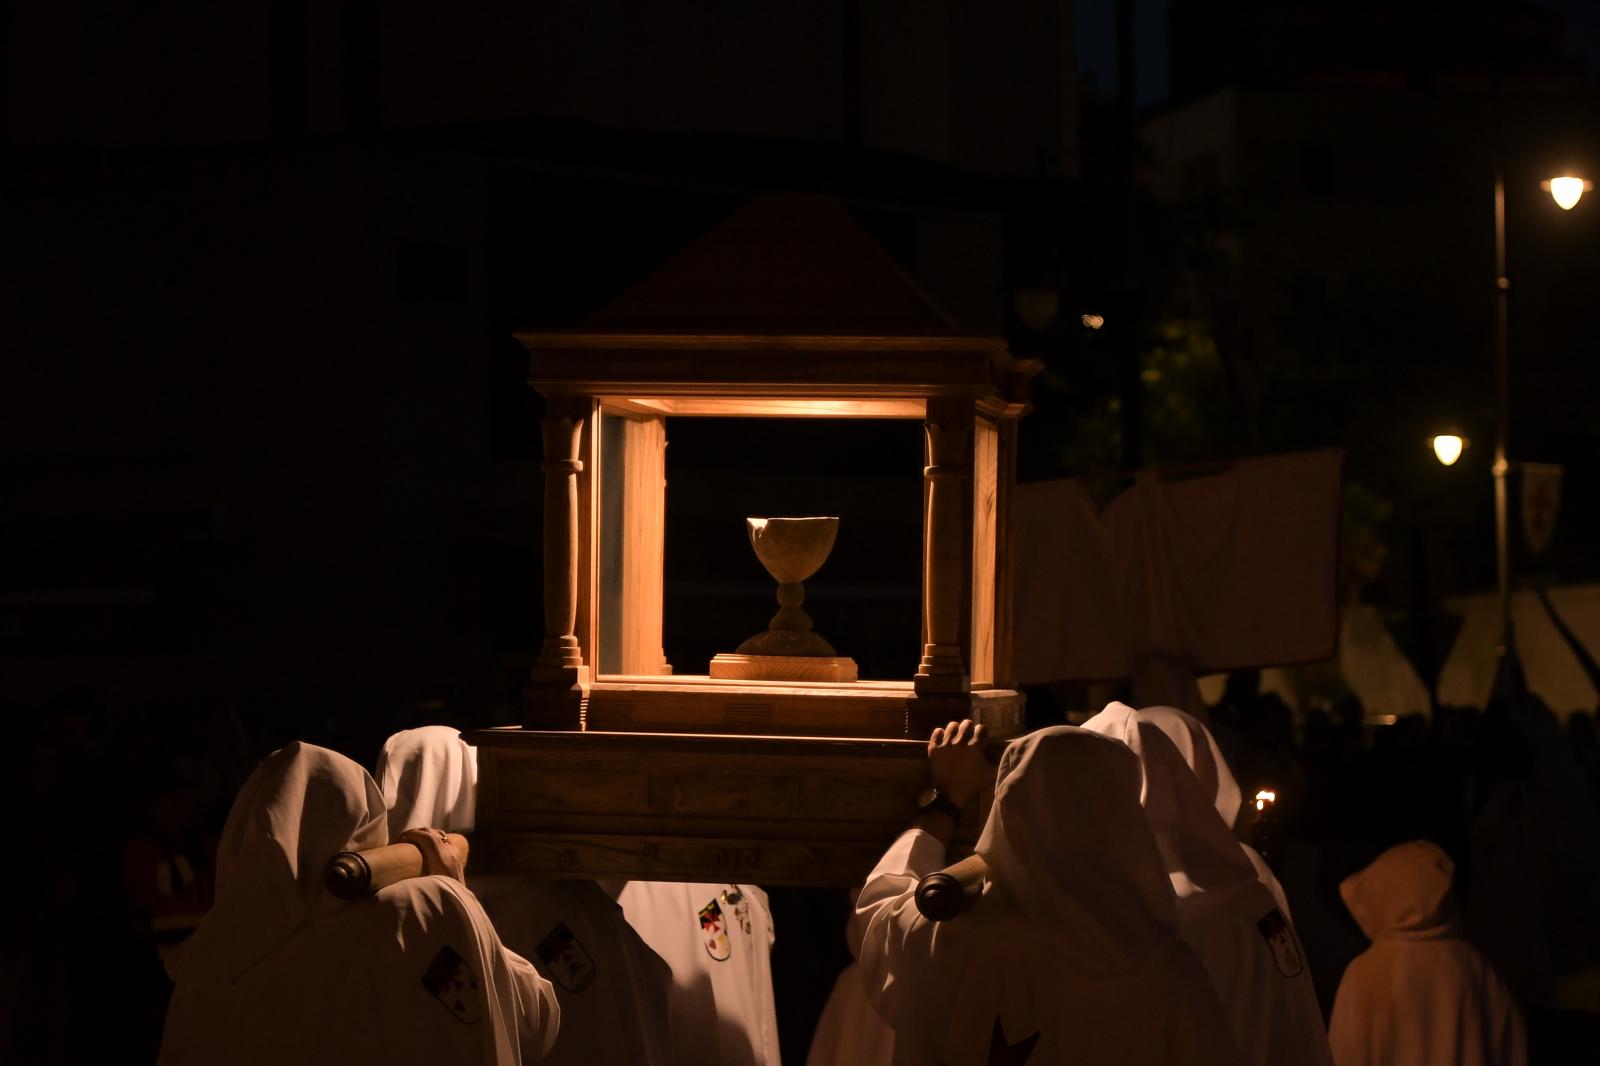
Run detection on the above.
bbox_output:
[612,880,781,1066]
[377,727,675,1066]
[1083,704,1331,1066]
[1330,841,1526,1066]
[856,726,1243,1065]
[1013,450,1343,684]
[159,742,556,1066]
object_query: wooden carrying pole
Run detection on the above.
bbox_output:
[324,834,470,899]
[914,853,988,921]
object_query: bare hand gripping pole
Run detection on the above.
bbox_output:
[914,853,988,921]
[324,834,470,899]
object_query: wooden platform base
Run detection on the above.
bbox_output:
[525,675,1026,739]
[708,653,859,683]
[468,727,995,887]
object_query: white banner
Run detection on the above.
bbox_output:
[1012,450,1344,684]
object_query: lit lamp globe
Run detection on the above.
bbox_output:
[1431,433,1466,467]
[1542,175,1593,211]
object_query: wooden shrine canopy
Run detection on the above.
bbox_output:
[468,196,1038,886]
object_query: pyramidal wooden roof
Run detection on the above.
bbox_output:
[519,196,1038,413]
[586,195,958,336]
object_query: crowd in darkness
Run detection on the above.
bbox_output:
[1192,664,1600,1060]
[6,694,247,1063]
[7,659,1600,1063]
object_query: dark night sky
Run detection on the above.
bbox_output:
[1077,0,1600,105]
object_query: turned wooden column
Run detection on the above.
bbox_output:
[914,397,973,719]
[527,395,591,728]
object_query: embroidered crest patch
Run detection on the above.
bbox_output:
[721,888,752,935]
[1256,908,1304,977]
[421,944,483,1023]
[536,921,597,993]
[699,897,732,961]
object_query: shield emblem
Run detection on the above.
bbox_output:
[698,898,732,961]
[1522,462,1562,556]
[1255,908,1304,977]
[421,945,483,1023]
[536,921,597,993]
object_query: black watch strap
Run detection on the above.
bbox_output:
[917,787,963,825]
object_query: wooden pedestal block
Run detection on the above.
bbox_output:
[708,653,859,683]
[468,727,994,888]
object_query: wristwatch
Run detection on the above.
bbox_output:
[915,786,963,825]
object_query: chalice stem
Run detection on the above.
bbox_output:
[770,582,812,633]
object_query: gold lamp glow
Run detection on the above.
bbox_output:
[1431,433,1465,466]
[1542,176,1593,211]
[1253,789,1277,813]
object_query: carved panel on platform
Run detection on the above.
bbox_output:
[472,728,992,887]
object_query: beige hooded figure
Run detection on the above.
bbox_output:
[856,725,1243,1065]
[378,727,674,1066]
[1083,702,1331,1066]
[1330,841,1526,1066]
[160,742,557,1066]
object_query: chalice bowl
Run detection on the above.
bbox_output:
[737,517,839,657]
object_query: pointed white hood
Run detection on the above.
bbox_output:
[1140,703,1291,916]
[975,725,1181,976]
[1139,704,1245,830]
[1084,704,1334,1066]
[168,742,389,986]
[1082,703,1256,899]
[377,725,477,838]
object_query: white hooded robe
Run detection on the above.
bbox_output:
[378,726,674,1066]
[612,879,782,1066]
[1329,840,1526,1066]
[159,742,557,1066]
[856,725,1244,1066]
[804,904,894,1066]
[804,961,895,1066]
[1084,703,1331,1066]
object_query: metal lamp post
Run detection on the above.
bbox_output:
[1440,171,1589,660]
[1492,171,1511,658]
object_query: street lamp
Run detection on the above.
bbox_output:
[1430,433,1465,467]
[1542,176,1594,211]
[1453,169,1588,660]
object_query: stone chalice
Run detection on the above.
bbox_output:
[709,516,858,682]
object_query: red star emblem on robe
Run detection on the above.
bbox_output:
[987,1017,1039,1064]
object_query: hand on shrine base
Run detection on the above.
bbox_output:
[928,719,990,812]
[399,827,467,885]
